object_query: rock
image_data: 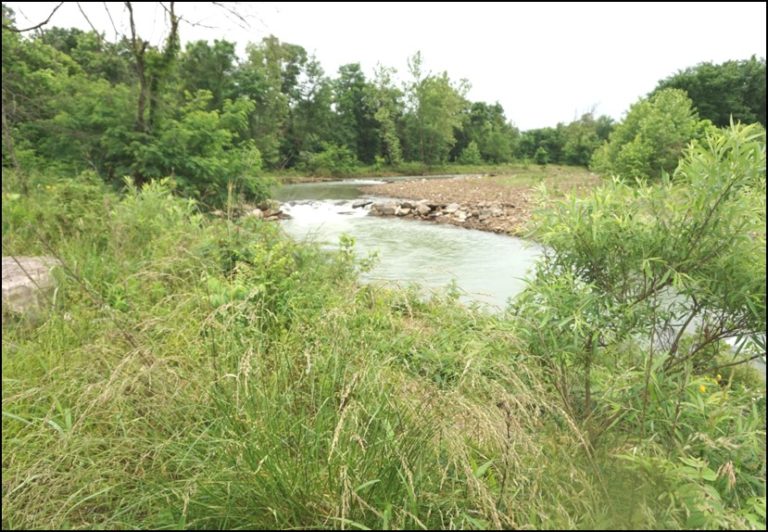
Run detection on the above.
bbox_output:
[352,199,373,209]
[490,206,504,217]
[372,201,396,216]
[258,199,280,212]
[247,208,264,219]
[416,203,431,216]
[396,206,411,216]
[444,203,460,214]
[2,256,61,315]
[211,209,226,217]
[455,210,469,222]
[400,200,414,209]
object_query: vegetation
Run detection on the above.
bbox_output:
[2,3,766,530]
[591,88,710,180]
[3,123,765,530]
[653,56,766,128]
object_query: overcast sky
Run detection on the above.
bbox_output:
[7,2,767,130]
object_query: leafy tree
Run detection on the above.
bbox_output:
[130,91,267,206]
[518,122,765,431]
[298,142,358,176]
[653,56,766,127]
[282,56,335,165]
[533,146,549,166]
[457,140,482,165]
[179,40,237,109]
[403,52,469,164]
[453,101,518,163]
[332,63,379,164]
[591,88,708,180]
[366,65,404,164]
[517,126,566,163]
[235,36,307,168]
[562,113,614,166]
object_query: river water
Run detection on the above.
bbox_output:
[275,178,542,311]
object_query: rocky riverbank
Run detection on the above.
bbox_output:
[355,197,526,235]
[360,172,600,235]
[360,176,534,235]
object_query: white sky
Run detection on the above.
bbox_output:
[7,2,767,130]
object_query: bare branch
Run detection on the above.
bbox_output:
[212,2,250,30]
[2,2,64,33]
[76,2,102,43]
[103,2,120,40]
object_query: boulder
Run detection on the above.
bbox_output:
[2,256,61,315]
[247,208,264,219]
[372,201,396,215]
[444,203,460,214]
[415,203,431,216]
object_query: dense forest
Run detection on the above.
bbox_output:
[4,4,764,205]
[2,3,766,530]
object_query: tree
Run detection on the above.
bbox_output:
[458,140,482,165]
[516,126,566,164]
[282,55,335,165]
[591,88,708,180]
[366,65,403,165]
[403,52,468,164]
[235,35,307,168]
[179,40,237,109]
[333,63,378,164]
[518,122,766,428]
[653,56,766,127]
[562,113,614,166]
[453,101,518,163]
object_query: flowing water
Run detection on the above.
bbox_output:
[275,178,765,377]
[276,178,542,311]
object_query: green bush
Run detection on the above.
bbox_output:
[534,146,549,166]
[297,142,359,176]
[458,141,483,165]
[591,88,709,180]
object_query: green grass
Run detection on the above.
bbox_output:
[2,172,765,529]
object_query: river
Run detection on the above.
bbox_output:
[275,177,542,311]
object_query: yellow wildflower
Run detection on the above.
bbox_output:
[699,384,707,393]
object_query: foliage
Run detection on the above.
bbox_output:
[297,142,359,176]
[591,88,709,180]
[403,52,469,164]
[534,146,549,165]
[4,159,765,529]
[458,140,482,165]
[653,56,766,127]
[509,122,767,527]
[129,91,269,206]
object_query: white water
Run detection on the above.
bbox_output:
[280,199,542,311]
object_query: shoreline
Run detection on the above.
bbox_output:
[359,172,599,236]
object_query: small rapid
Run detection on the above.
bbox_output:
[279,197,542,311]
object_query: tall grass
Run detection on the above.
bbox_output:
[2,171,764,529]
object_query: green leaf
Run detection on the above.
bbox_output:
[473,460,494,479]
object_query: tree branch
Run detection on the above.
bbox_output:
[2,2,64,32]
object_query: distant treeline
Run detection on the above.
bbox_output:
[2,4,765,204]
